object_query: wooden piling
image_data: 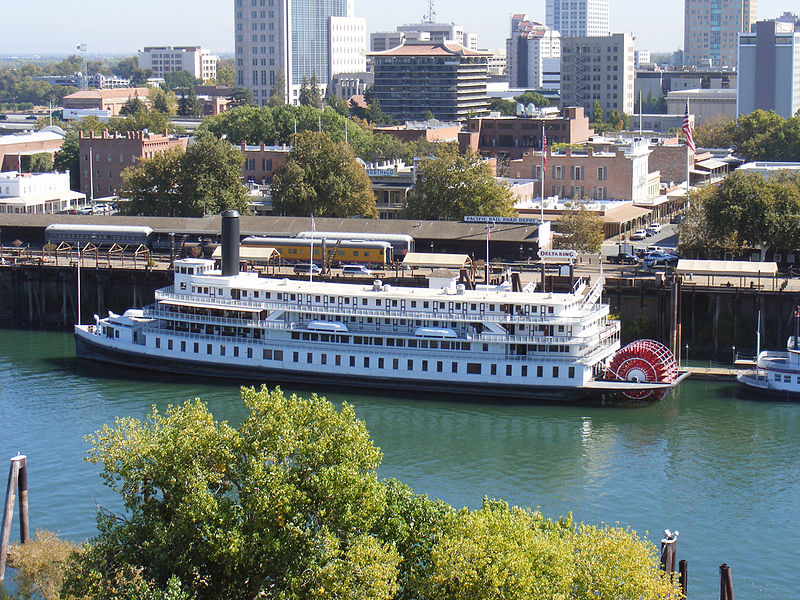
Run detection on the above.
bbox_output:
[17,457,28,544]
[678,559,688,598]
[719,563,734,600]
[0,455,24,581]
[659,530,678,583]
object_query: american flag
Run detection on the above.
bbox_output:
[542,129,548,166]
[682,103,695,154]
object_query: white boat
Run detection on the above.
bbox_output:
[737,309,800,398]
[74,212,684,402]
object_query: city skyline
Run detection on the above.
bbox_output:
[0,0,791,56]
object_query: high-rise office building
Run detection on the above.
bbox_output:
[235,0,365,106]
[138,46,218,81]
[506,15,560,90]
[546,0,610,38]
[738,19,800,118]
[684,0,757,68]
[560,33,635,118]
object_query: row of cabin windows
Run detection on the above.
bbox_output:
[290,331,472,350]
[185,287,562,317]
[152,336,576,379]
[775,374,800,384]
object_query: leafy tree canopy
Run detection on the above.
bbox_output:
[488,97,517,116]
[271,130,378,218]
[679,170,800,259]
[161,70,202,92]
[513,91,550,108]
[406,146,517,220]
[57,387,682,600]
[555,203,606,253]
[298,73,323,109]
[214,58,236,88]
[119,133,250,217]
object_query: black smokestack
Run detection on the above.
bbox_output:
[221,210,240,276]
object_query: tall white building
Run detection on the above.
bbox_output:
[546,0,609,38]
[397,22,467,46]
[506,15,560,90]
[138,46,218,81]
[560,33,635,118]
[738,20,800,118]
[235,0,365,106]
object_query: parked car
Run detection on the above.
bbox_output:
[341,264,374,276]
[630,229,648,241]
[25,115,37,120]
[642,253,678,270]
[607,252,639,265]
[648,222,662,234]
[293,263,321,275]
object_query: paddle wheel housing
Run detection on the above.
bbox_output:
[606,339,679,400]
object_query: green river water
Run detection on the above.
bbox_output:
[0,329,797,599]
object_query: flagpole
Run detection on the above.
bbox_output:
[540,124,546,225]
[485,224,491,284]
[310,214,314,282]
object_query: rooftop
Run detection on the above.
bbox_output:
[369,41,490,58]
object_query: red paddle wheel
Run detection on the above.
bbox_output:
[605,339,679,400]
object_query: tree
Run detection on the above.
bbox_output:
[299,73,323,108]
[229,86,255,108]
[406,146,517,220]
[513,91,550,108]
[22,152,54,173]
[112,56,139,79]
[555,203,605,253]
[268,68,286,107]
[271,130,378,217]
[119,134,250,217]
[422,110,435,121]
[591,100,603,123]
[693,115,736,149]
[682,170,800,260]
[148,87,178,116]
[120,93,146,117]
[186,86,202,117]
[62,387,398,600]
[162,70,202,92]
[326,94,350,117]
[53,131,80,190]
[488,97,517,116]
[214,58,235,87]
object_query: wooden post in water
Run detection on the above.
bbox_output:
[17,457,28,544]
[719,563,734,600]
[678,559,688,598]
[0,455,25,581]
[659,529,678,582]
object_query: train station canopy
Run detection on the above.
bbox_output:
[675,259,778,277]
[401,252,472,269]
[211,246,278,263]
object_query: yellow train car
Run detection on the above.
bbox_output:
[241,237,393,266]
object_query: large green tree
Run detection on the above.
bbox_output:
[51,387,681,600]
[62,387,398,600]
[406,147,517,220]
[555,204,606,253]
[119,134,250,217]
[271,130,377,217]
[268,68,286,107]
[148,87,178,116]
[298,73,323,108]
[680,170,800,259]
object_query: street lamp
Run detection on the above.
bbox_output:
[684,344,689,366]
[731,345,736,364]
[429,241,434,252]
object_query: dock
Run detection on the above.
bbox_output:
[684,365,738,381]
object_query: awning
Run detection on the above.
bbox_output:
[402,252,472,269]
[675,259,778,277]
[211,246,278,261]
[158,299,264,313]
[695,158,728,170]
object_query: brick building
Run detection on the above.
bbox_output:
[373,121,461,144]
[459,107,593,161]
[509,138,656,201]
[0,130,65,172]
[78,130,188,199]
[63,88,152,116]
[240,144,290,186]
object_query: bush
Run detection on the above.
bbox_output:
[7,530,79,600]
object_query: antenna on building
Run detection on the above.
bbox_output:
[423,0,436,24]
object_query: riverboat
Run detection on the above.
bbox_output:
[74,212,684,402]
[736,309,800,399]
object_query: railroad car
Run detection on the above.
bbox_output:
[241,236,393,266]
[296,231,414,258]
[45,224,154,247]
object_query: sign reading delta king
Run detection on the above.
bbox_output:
[538,249,578,261]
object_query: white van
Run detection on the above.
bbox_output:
[342,264,374,276]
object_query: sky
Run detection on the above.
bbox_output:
[0,0,792,56]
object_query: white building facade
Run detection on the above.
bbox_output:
[546,0,609,38]
[236,0,364,106]
[506,15,560,90]
[0,171,86,214]
[138,46,218,81]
